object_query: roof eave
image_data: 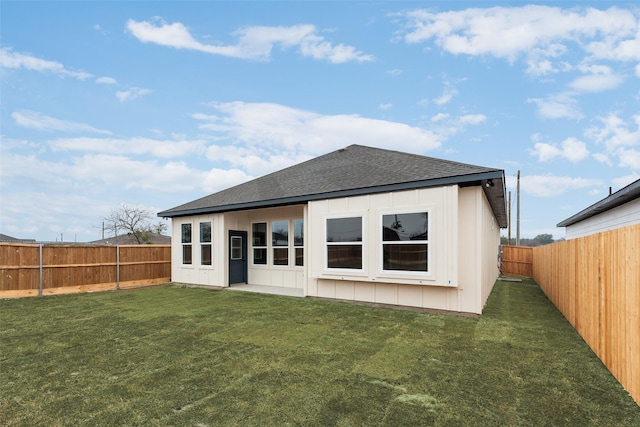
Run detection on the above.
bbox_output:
[159,170,507,224]
[557,179,640,227]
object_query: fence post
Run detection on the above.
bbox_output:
[116,245,120,290]
[39,243,43,297]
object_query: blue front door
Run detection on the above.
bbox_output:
[229,230,247,285]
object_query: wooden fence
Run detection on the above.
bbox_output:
[531,224,640,406]
[501,245,533,276]
[0,243,171,298]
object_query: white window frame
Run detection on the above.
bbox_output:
[324,215,365,274]
[199,221,212,267]
[180,222,193,266]
[271,219,290,268]
[379,210,431,278]
[251,222,268,266]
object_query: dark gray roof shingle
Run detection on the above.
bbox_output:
[159,145,507,226]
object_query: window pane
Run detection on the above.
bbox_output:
[272,220,289,246]
[327,217,362,242]
[253,248,267,265]
[200,222,211,243]
[327,245,362,269]
[382,213,428,241]
[231,236,242,260]
[383,244,428,272]
[181,224,192,244]
[183,245,192,265]
[294,219,304,246]
[201,244,212,265]
[273,248,288,266]
[252,223,267,246]
[295,248,304,267]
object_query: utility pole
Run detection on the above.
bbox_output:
[508,191,511,245]
[516,170,521,246]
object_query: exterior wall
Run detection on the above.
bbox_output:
[456,187,500,313]
[237,206,306,290]
[565,198,640,239]
[171,213,226,286]
[170,185,501,314]
[307,186,472,312]
[171,205,305,289]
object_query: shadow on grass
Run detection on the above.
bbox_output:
[1,278,638,426]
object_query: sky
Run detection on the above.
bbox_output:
[1,1,639,243]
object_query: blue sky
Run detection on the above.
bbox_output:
[1,1,639,242]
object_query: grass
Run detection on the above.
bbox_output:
[1,279,638,426]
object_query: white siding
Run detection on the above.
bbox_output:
[308,186,479,312]
[171,214,225,287]
[565,198,640,239]
[170,186,501,314]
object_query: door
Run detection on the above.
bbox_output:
[229,230,247,285]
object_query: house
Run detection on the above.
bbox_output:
[557,178,640,239]
[90,233,171,245]
[158,145,507,314]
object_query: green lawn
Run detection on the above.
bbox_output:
[1,279,638,426]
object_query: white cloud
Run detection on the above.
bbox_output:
[46,136,206,158]
[0,47,92,80]
[519,174,601,197]
[12,111,112,135]
[529,136,589,163]
[397,6,640,64]
[431,113,449,122]
[387,69,403,76]
[96,76,117,84]
[616,148,640,169]
[433,87,458,105]
[612,172,640,189]
[379,103,393,111]
[585,113,640,151]
[459,114,486,125]
[115,87,152,102]
[527,95,583,120]
[126,18,374,63]
[636,63,640,77]
[569,64,623,92]
[194,101,443,158]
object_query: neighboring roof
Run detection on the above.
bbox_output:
[557,178,640,227]
[159,144,508,227]
[0,233,36,243]
[90,233,171,245]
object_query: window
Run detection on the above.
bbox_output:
[382,212,428,272]
[252,223,267,265]
[294,219,304,267]
[326,217,362,270]
[272,220,289,266]
[231,236,242,260]
[181,223,192,265]
[200,222,212,265]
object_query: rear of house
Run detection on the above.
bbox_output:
[159,145,507,315]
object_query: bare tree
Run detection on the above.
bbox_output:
[103,203,167,244]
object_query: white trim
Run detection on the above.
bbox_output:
[378,209,432,280]
[323,214,366,275]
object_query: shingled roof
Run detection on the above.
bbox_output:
[159,144,507,227]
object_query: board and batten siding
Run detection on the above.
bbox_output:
[171,205,306,289]
[565,198,640,239]
[306,185,498,314]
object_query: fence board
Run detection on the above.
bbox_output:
[532,224,640,406]
[501,245,533,276]
[0,243,171,297]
